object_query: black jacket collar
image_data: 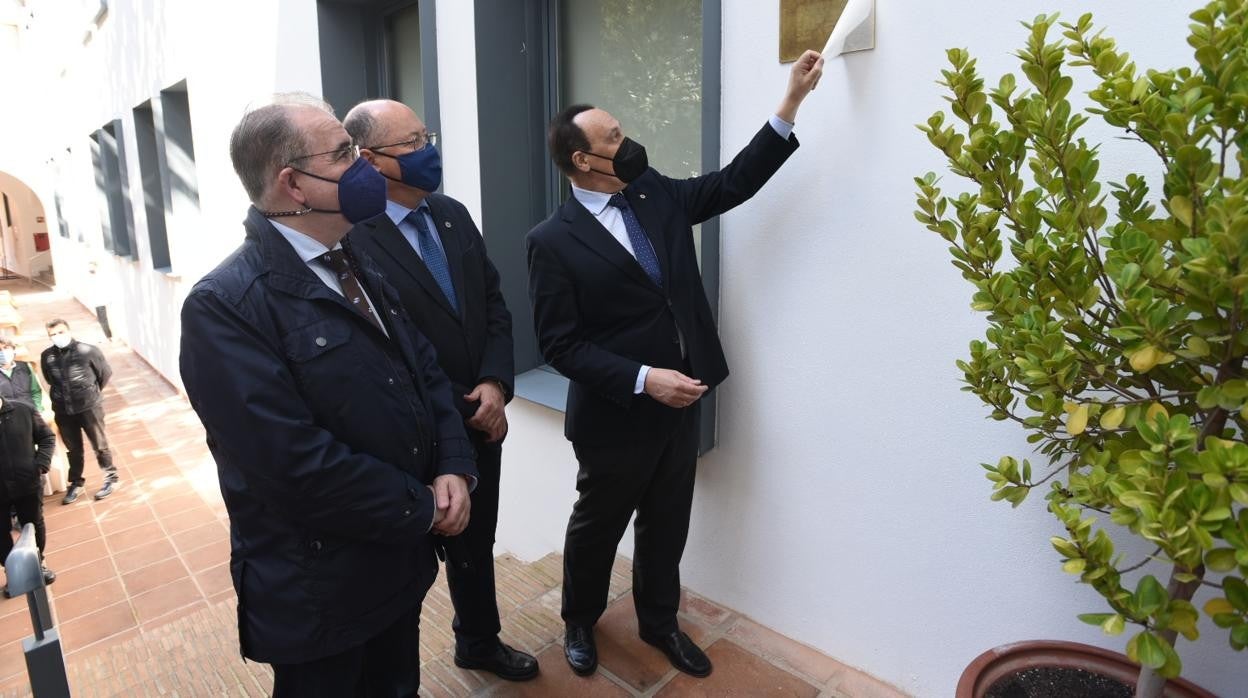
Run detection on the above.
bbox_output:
[558,179,669,295]
[243,206,392,338]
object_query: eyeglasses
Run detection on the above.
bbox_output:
[369,132,438,153]
[288,143,361,165]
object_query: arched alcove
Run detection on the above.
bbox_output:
[0,170,55,286]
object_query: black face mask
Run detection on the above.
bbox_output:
[583,137,649,183]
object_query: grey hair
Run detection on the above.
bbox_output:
[343,100,386,149]
[229,92,335,203]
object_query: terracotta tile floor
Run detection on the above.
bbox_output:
[0,280,908,697]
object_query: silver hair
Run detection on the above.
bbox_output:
[229,92,335,203]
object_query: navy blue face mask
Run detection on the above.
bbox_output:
[288,157,388,223]
[372,144,443,192]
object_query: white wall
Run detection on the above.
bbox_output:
[3,0,323,387]
[435,0,484,228]
[673,0,1240,696]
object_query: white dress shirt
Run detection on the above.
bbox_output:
[570,115,795,395]
[269,219,388,336]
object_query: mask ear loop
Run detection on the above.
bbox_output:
[262,168,340,217]
[365,150,419,186]
[580,151,619,180]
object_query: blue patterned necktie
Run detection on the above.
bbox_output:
[405,209,459,312]
[607,193,662,286]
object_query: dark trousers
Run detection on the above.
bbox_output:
[562,403,700,636]
[446,435,503,653]
[0,490,46,562]
[271,602,422,697]
[54,405,116,487]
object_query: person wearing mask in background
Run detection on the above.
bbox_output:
[0,395,57,595]
[343,99,536,682]
[1,339,48,530]
[526,50,824,678]
[40,319,116,504]
[0,338,43,411]
[179,93,477,697]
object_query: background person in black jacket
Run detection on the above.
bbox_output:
[343,99,537,682]
[180,93,477,697]
[40,319,117,504]
[527,50,824,678]
[0,396,57,592]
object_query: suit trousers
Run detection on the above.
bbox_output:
[562,402,700,635]
[446,434,503,652]
[0,489,46,562]
[270,601,421,697]
[54,405,117,487]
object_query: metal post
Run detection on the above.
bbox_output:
[5,524,70,697]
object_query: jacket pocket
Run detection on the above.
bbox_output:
[280,319,357,402]
[281,319,352,363]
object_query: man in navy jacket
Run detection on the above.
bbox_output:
[527,51,823,678]
[179,93,476,697]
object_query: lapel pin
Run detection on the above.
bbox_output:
[444,221,452,228]
[639,193,647,199]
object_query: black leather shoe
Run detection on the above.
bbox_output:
[41,567,56,585]
[564,625,598,676]
[94,480,119,500]
[61,484,83,505]
[640,630,712,677]
[454,641,539,681]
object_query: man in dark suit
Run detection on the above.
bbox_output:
[527,50,824,677]
[179,93,476,697]
[343,99,537,681]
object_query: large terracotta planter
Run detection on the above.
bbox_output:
[956,640,1216,698]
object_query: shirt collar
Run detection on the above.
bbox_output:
[268,219,341,264]
[386,198,432,227]
[570,184,620,216]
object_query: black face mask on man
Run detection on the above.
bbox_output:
[582,137,649,184]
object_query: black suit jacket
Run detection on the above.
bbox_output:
[526,122,799,444]
[350,194,514,423]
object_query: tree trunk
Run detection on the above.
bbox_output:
[1136,664,1167,698]
[1134,565,1204,698]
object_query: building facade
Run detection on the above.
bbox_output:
[0,0,1240,695]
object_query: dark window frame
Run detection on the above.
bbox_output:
[89,119,136,259]
[156,79,201,273]
[133,99,172,271]
[316,0,441,140]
